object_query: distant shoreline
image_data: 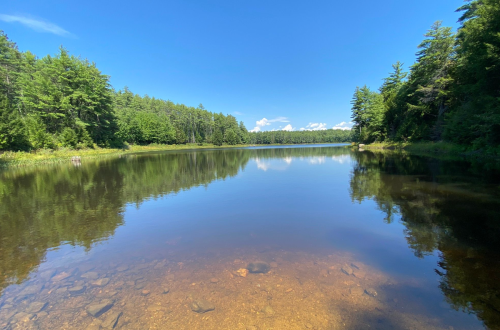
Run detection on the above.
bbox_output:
[0,143,350,169]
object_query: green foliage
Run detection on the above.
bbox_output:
[212,129,223,146]
[248,129,352,144]
[445,0,500,146]
[24,115,53,149]
[351,86,386,142]
[58,127,78,148]
[352,5,499,150]
[224,128,240,145]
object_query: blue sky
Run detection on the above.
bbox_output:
[1,0,461,132]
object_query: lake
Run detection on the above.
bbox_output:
[0,144,499,330]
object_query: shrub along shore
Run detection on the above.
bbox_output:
[357,142,500,160]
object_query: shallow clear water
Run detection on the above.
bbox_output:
[0,145,499,330]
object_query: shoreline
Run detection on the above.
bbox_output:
[357,142,500,160]
[0,143,348,169]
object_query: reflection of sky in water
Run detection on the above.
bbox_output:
[255,154,352,171]
[0,146,495,329]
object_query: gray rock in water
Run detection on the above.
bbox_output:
[56,287,68,294]
[81,272,99,280]
[13,312,34,322]
[92,278,110,287]
[86,299,114,317]
[341,265,353,276]
[20,285,43,296]
[101,311,122,328]
[39,270,56,281]
[349,286,364,296]
[365,288,378,297]
[134,282,147,290]
[261,305,274,316]
[162,287,170,294]
[26,302,47,313]
[191,300,215,313]
[247,262,270,274]
[69,285,86,296]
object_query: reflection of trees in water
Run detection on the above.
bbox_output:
[0,146,350,295]
[349,150,500,329]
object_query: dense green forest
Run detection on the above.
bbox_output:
[248,129,352,144]
[0,31,352,152]
[351,0,499,152]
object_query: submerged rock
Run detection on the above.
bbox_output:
[191,300,215,313]
[86,299,114,317]
[162,287,170,294]
[39,270,56,281]
[92,278,110,287]
[81,272,99,280]
[349,286,364,296]
[102,311,122,328]
[26,301,47,313]
[365,288,378,297]
[247,262,270,274]
[116,266,128,272]
[20,285,43,296]
[341,265,353,276]
[68,285,86,296]
[261,305,275,316]
[236,268,249,277]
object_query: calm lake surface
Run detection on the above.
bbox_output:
[0,144,499,330]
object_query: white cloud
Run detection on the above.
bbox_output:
[282,124,294,131]
[250,116,290,132]
[0,14,73,37]
[255,116,289,128]
[301,122,328,131]
[234,111,243,115]
[332,121,353,130]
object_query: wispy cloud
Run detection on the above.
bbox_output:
[234,111,243,116]
[300,122,328,131]
[332,121,353,131]
[0,14,73,37]
[250,116,290,132]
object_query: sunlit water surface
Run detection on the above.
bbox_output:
[1,145,499,330]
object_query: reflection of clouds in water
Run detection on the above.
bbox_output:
[255,157,292,171]
[256,155,350,171]
[308,156,326,164]
[331,154,351,164]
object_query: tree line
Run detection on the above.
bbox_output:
[248,129,352,144]
[0,31,352,151]
[351,0,499,152]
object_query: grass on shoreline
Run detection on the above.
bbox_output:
[358,141,500,159]
[0,143,250,168]
[0,142,347,169]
